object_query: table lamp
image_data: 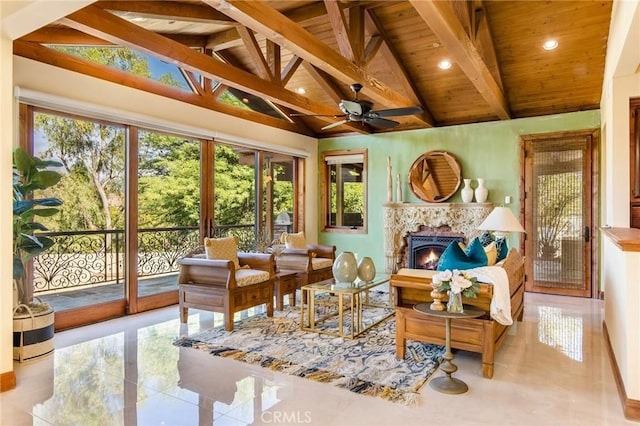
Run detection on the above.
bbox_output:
[477,206,525,238]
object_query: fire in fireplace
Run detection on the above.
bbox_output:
[406,226,465,270]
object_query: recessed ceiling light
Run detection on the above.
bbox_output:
[438,59,452,70]
[242,98,250,104]
[296,87,306,95]
[543,39,559,50]
[130,17,146,23]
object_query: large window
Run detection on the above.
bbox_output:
[22,104,303,328]
[322,150,367,232]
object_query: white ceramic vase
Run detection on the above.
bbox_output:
[357,256,376,282]
[461,178,473,203]
[474,178,488,203]
[332,251,358,283]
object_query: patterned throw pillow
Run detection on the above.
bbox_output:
[479,231,508,262]
[284,232,307,249]
[436,237,488,271]
[204,236,240,269]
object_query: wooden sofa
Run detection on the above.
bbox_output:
[390,248,525,378]
[178,249,275,331]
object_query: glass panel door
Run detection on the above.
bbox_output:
[137,130,201,302]
[523,131,596,297]
[31,109,127,323]
[213,144,257,251]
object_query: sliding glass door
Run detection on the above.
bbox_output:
[135,130,201,310]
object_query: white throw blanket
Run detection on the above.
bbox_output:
[466,266,512,326]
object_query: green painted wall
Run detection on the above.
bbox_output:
[318,110,601,269]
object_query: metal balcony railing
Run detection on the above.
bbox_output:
[32,224,259,294]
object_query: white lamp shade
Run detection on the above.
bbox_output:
[477,207,525,234]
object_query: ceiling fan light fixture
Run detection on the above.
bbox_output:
[438,59,452,70]
[543,39,559,50]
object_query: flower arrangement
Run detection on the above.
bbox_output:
[432,269,480,298]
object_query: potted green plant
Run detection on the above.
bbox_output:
[13,147,63,362]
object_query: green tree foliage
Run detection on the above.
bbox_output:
[35,113,125,232]
[271,163,294,216]
[54,46,152,77]
[138,131,201,228]
[214,145,256,225]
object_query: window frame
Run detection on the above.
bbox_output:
[321,149,367,234]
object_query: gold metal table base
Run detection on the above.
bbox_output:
[300,275,391,339]
[414,303,485,395]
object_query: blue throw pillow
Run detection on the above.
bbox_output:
[479,231,508,262]
[436,237,488,271]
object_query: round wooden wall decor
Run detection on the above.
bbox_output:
[408,151,462,202]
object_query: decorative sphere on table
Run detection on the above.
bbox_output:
[332,251,358,283]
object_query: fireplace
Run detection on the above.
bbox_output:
[382,202,491,273]
[406,226,465,270]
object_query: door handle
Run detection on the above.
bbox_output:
[584,226,590,243]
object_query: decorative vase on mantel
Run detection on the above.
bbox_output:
[474,178,488,203]
[461,179,473,203]
[332,251,358,283]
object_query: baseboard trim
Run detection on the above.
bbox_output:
[603,320,640,421]
[0,370,16,392]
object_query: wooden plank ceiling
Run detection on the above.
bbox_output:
[14,0,612,138]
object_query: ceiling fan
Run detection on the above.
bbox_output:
[291,83,423,130]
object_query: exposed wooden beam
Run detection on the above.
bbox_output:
[364,10,435,126]
[349,5,365,66]
[237,26,273,81]
[471,0,504,92]
[409,0,510,120]
[324,0,355,62]
[302,62,347,104]
[13,40,309,135]
[96,0,235,24]
[203,0,428,125]
[363,34,383,65]
[20,27,113,45]
[58,5,367,133]
[281,55,303,86]
[266,40,281,85]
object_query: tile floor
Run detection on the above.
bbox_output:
[1,292,635,426]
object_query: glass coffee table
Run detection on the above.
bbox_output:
[300,275,392,339]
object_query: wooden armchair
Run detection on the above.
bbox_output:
[178,246,275,331]
[276,243,336,286]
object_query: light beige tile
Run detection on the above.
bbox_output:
[1,293,635,425]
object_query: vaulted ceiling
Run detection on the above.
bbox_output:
[14,0,613,138]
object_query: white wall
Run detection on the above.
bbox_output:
[0,6,15,381]
[600,0,640,401]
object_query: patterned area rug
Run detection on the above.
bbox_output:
[174,294,445,406]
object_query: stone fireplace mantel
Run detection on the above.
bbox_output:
[383,202,493,273]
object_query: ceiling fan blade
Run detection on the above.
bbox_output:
[321,120,349,130]
[364,117,399,129]
[371,106,423,117]
[339,100,362,115]
[290,113,347,118]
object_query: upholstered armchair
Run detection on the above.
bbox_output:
[178,239,274,331]
[275,232,336,286]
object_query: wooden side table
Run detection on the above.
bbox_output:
[413,303,485,394]
[274,270,299,311]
